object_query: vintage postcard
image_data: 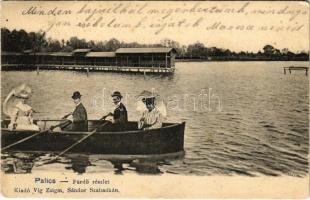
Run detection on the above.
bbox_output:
[1,0,309,198]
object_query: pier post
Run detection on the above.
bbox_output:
[86,67,89,77]
[151,55,154,68]
[36,66,39,75]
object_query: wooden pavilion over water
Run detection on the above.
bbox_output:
[115,48,176,68]
[2,48,177,74]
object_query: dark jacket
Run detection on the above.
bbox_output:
[72,103,88,131]
[113,102,128,126]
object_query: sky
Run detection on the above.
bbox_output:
[2,1,309,52]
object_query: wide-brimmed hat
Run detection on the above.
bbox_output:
[137,90,159,100]
[111,91,123,98]
[72,91,82,99]
[142,97,156,104]
[135,90,167,116]
[13,84,32,99]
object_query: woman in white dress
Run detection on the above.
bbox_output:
[137,90,164,130]
[3,84,40,131]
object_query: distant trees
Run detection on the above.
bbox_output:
[263,45,276,56]
[1,27,309,61]
[45,38,61,52]
[187,42,206,58]
[1,28,47,52]
[105,38,121,51]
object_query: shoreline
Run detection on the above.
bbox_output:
[175,59,309,62]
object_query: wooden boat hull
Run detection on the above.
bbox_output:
[1,120,185,156]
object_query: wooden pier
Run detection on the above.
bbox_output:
[1,64,175,75]
[283,66,308,76]
[1,48,177,75]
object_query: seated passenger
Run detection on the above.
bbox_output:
[138,97,162,130]
[3,84,39,131]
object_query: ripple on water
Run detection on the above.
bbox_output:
[1,61,309,176]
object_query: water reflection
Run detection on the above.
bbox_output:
[65,155,92,174]
[66,156,174,175]
[1,62,309,176]
[1,153,37,174]
[1,153,179,175]
[129,160,162,174]
[110,160,125,174]
[110,159,163,175]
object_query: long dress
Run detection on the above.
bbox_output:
[3,91,39,131]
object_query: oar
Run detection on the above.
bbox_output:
[1,121,72,152]
[50,120,72,131]
[62,113,73,119]
[49,113,75,130]
[1,129,49,152]
[99,113,112,121]
[36,121,111,167]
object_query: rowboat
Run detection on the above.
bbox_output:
[1,119,185,160]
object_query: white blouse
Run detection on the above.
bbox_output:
[138,107,163,130]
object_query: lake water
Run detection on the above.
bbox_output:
[1,61,309,176]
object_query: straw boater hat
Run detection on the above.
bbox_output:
[137,90,159,103]
[136,90,167,116]
[13,84,32,99]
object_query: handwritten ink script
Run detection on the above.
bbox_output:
[18,2,309,34]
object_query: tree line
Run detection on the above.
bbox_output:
[1,28,309,61]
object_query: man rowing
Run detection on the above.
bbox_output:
[60,91,88,131]
[101,91,128,130]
